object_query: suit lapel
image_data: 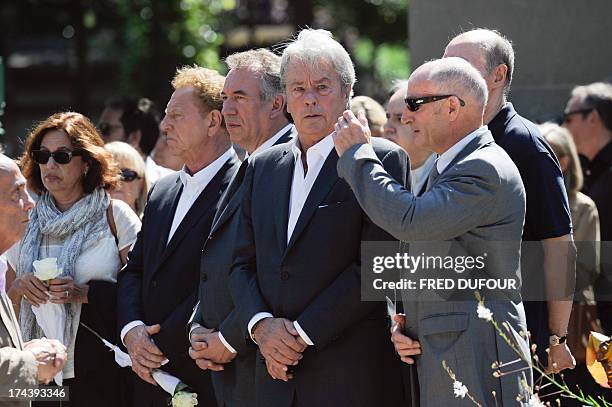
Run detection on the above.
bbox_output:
[211,128,294,235]
[157,158,233,268]
[151,178,182,268]
[0,293,23,349]
[285,150,339,256]
[274,148,296,254]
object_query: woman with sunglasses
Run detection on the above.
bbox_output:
[105,141,148,218]
[5,112,141,406]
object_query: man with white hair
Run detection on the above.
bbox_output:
[334,57,531,405]
[230,29,406,406]
[0,154,67,406]
[443,29,576,375]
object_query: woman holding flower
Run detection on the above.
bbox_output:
[5,112,141,406]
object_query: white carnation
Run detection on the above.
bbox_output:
[33,258,62,281]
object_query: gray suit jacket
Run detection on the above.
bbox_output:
[0,293,37,407]
[338,131,532,406]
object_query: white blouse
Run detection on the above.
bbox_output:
[6,199,141,379]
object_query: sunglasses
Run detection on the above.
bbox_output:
[563,108,593,123]
[404,94,466,112]
[121,169,141,182]
[31,149,83,165]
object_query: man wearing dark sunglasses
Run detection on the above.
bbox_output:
[98,97,176,185]
[444,29,577,377]
[563,82,612,337]
[334,57,531,406]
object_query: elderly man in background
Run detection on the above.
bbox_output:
[383,80,436,195]
[334,57,531,405]
[117,67,240,407]
[229,29,406,407]
[563,82,612,334]
[0,154,66,406]
[444,28,576,374]
[188,48,293,407]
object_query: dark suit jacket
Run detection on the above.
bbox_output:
[117,152,240,406]
[192,129,293,407]
[229,137,407,407]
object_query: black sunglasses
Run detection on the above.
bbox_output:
[121,169,141,182]
[563,108,593,123]
[31,149,83,165]
[404,94,466,112]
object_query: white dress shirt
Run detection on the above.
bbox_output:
[248,134,336,347]
[436,126,488,174]
[121,148,234,350]
[410,153,436,195]
[247,123,295,163]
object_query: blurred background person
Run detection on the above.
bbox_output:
[105,141,148,218]
[98,97,178,184]
[563,82,612,335]
[350,95,386,138]
[540,122,601,356]
[5,112,141,407]
[383,80,435,195]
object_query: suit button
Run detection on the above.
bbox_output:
[202,273,208,282]
[151,280,157,288]
[280,271,289,280]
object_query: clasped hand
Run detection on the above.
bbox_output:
[124,324,166,386]
[189,326,236,372]
[254,318,308,382]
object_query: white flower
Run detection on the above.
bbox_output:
[477,303,493,322]
[172,391,198,407]
[33,258,62,281]
[526,395,545,406]
[453,380,469,399]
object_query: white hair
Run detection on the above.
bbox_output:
[280,29,355,97]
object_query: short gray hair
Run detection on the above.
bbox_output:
[225,49,282,101]
[280,29,356,97]
[426,57,488,109]
[455,29,515,95]
[570,82,612,132]
[390,79,408,96]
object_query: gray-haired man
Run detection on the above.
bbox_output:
[0,154,67,406]
[229,29,406,406]
[188,49,293,407]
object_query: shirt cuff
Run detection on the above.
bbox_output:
[293,321,314,346]
[189,322,202,340]
[121,320,145,346]
[247,312,273,344]
[218,331,238,354]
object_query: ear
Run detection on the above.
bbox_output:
[490,64,508,91]
[208,109,223,136]
[269,94,286,119]
[126,130,142,150]
[587,108,600,126]
[447,96,462,122]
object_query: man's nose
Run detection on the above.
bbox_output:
[160,116,170,132]
[221,100,236,116]
[22,190,35,212]
[383,120,396,135]
[401,108,413,125]
[304,89,317,105]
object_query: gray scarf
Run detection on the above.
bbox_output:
[16,188,110,346]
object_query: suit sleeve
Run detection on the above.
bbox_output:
[337,143,502,242]
[296,147,409,349]
[0,346,38,396]
[229,163,272,337]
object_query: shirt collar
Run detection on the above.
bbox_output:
[247,123,295,163]
[179,147,234,188]
[437,126,488,173]
[291,132,335,160]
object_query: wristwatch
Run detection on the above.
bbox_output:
[549,334,567,347]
